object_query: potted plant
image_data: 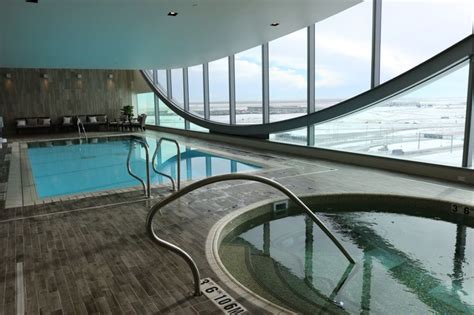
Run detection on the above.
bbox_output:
[120,105,134,121]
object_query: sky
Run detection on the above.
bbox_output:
[156,0,473,103]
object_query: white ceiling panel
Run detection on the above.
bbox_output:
[0,0,360,69]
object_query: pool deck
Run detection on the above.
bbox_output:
[0,130,472,314]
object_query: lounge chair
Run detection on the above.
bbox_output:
[131,114,147,131]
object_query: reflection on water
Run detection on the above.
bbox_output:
[220,208,474,314]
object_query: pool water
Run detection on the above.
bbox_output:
[27,136,260,198]
[220,206,474,314]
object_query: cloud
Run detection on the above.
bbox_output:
[315,68,344,88]
[235,59,261,80]
[269,28,307,70]
[269,66,306,91]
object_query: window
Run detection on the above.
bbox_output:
[171,68,184,106]
[189,122,208,132]
[157,70,167,92]
[270,127,308,146]
[209,57,230,123]
[188,65,205,117]
[315,0,372,109]
[311,63,469,167]
[380,0,472,82]
[136,93,155,125]
[269,28,307,123]
[235,46,263,124]
[157,99,185,129]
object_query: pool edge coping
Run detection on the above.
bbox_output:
[206,196,296,315]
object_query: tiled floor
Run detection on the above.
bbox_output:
[0,130,472,314]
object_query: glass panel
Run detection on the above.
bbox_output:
[235,46,262,124]
[157,70,167,91]
[311,63,469,167]
[315,0,372,110]
[269,28,307,123]
[209,57,230,123]
[136,92,156,125]
[189,122,209,132]
[189,65,205,117]
[171,68,184,106]
[381,0,472,82]
[157,99,184,129]
[270,127,308,146]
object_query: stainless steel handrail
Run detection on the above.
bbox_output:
[145,173,356,297]
[77,118,88,141]
[151,145,177,191]
[127,137,151,198]
[152,137,181,191]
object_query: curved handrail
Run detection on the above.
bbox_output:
[141,35,473,136]
[76,117,88,141]
[151,148,177,191]
[126,137,151,198]
[152,137,181,191]
[145,173,356,297]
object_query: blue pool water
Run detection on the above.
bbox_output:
[27,136,260,198]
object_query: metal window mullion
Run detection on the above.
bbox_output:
[152,69,158,84]
[307,25,316,147]
[152,70,160,126]
[154,95,161,126]
[371,0,382,88]
[462,56,474,167]
[229,55,236,125]
[183,67,190,130]
[262,43,270,124]
[166,69,172,99]
[203,63,210,120]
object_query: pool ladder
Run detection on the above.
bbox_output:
[126,136,182,198]
[77,118,88,141]
[145,173,356,297]
[151,137,181,191]
[127,137,151,198]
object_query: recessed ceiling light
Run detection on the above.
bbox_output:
[5,73,12,79]
[108,74,114,79]
[168,11,178,16]
[270,22,280,27]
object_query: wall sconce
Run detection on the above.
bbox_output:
[76,74,82,79]
[4,73,11,79]
[108,74,114,79]
[42,73,49,79]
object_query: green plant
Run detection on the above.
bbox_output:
[121,105,134,120]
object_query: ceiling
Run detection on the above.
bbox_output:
[0,0,360,70]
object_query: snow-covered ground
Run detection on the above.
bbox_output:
[271,100,467,167]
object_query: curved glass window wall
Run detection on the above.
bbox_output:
[145,0,473,169]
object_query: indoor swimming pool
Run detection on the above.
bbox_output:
[27,136,260,198]
[219,197,473,314]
